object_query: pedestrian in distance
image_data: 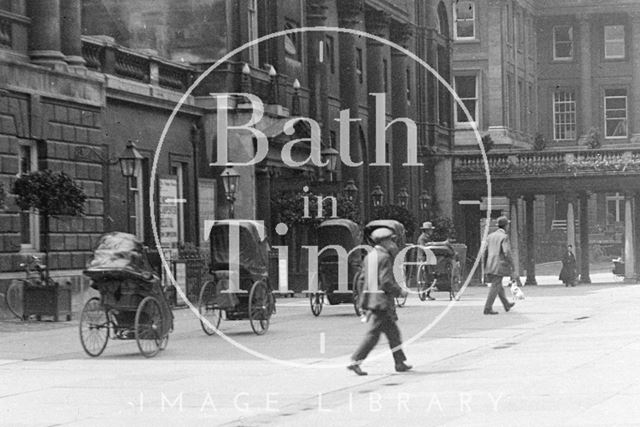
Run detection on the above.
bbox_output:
[348,227,412,376]
[483,216,516,315]
[559,244,578,287]
[416,221,436,300]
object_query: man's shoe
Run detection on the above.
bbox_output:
[347,363,368,376]
[505,302,515,312]
[395,362,413,372]
[483,310,499,315]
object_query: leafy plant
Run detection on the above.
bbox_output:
[481,134,494,153]
[371,204,417,239]
[12,170,87,279]
[585,127,602,149]
[533,133,546,151]
[271,190,361,229]
[431,216,456,242]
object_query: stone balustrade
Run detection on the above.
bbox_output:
[81,36,195,91]
[454,147,640,179]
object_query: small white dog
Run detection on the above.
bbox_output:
[510,279,525,300]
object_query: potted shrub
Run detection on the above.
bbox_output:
[12,170,87,321]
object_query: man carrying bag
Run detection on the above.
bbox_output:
[483,216,517,315]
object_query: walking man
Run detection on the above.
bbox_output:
[483,216,516,315]
[348,227,411,376]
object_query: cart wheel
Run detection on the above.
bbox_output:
[249,281,271,335]
[396,292,408,307]
[135,296,163,358]
[352,270,364,316]
[5,280,25,320]
[310,293,323,316]
[79,297,109,357]
[417,265,428,302]
[198,280,222,336]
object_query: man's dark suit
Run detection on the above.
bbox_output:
[352,244,407,365]
[484,227,514,312]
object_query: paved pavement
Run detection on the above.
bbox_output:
[1,280,639,426]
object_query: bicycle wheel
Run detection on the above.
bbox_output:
[135,296,163,358]
[417,265,429,301]
[198,280,222,336]
[310,293,323,316]
[79,297,109,357]
[249,280,271,335]
[5,280,25,320]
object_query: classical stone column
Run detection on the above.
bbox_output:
[390,22,412,201]
[365,10,390,197]
[579,15,593,141]
[60,0,85,67]
[509,195,520,278]
[27,0,66,67]
[624,193,636,280]
[524,194,537,285]
[566,195,577,252]
[579,192,591,283]
[631,13,640,143]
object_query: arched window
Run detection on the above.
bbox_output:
[437,1,449,38]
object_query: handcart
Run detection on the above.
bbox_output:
[198,220,275,335]
[418,241,465,301]
[309,219,363,316]
[79,232,174,358]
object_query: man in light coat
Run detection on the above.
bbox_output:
[348,227,411,376]
[483,216,516,315]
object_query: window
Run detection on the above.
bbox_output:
[553,25,573,60]
[355,47,363,84]
[506,3,513,44]
[130,161,145,241]
[553,91,576,141]
[604,25,625,59]
[171,164,186,243]
[454,75,478,125]
[519,80,526,131]
[248,0,259,66]
[18,141,39,251]
[325,36,335,74]
[604,88,627,138]
[454,1,475,39]
[406,68,411,104]
[198,179,216,247]
[507,74,515,128]
[284,21,300,61]
[517,12,525,50]
[383,58,388,93]
[606,193,624,225]
[528,83,535,133]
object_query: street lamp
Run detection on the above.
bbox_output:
[343,179,358,201]
[371,185,384,208]
[118,141,143,233]
[419,190,432,212]
[220,166,240,218]
[321,145,339,181]
[397,187,410,208]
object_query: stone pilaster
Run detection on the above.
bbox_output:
[366,10,391,198]
[487,0,506,139]
[578,15,593,141]
[509,195,520,278]
[631,13,640,143]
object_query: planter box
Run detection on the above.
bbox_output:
[23,282,72,321]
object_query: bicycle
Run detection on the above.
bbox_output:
[3,256,54,320]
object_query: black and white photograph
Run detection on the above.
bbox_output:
[1,0,640,425]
